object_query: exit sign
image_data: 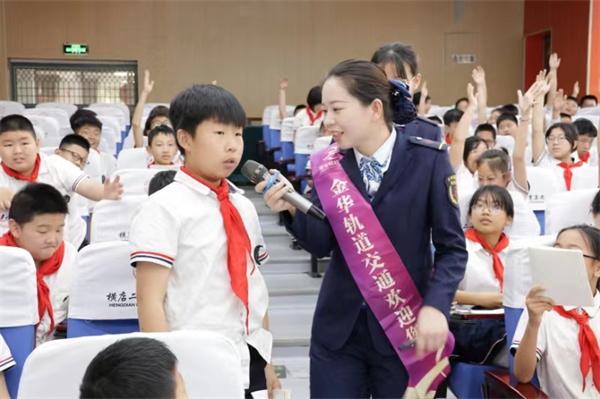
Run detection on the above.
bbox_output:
[63,43,89,55]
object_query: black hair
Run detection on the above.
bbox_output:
[500,104,519,116]
[463,136,488,165]
[70,109,97,131]
[306,86,322,111]
[9,183,68,225]
[370,42,418,79]
[143,105,170,135]
[560,113,573,120]
[545,122,578,150]
[412,91,431,107]
[468,185,514,219]
[454,97,469,109]
[443,109,463,126]
[72,114,102,133]
[80,337,177,399]
[557,224,600,263]
[147,125,176,147]
[575,118,600,138]
[148,170,177,195]
[566,96,579,104]
[491,108,503,115]
[293,104,306,115]
[325,59,394,126]
[169,84,247,155]
[496,113,518,129]
[580,95,598,106]
[427,115,443,124]
[475,123,497,140]
[592,190,600,216]
[0,114,36,139]
[59,134,90,153]
[476,148,511,173]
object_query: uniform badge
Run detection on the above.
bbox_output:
[253,245,269,266]
[447,175,458,207]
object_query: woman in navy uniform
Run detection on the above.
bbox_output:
[257,60,467,397]
[372,42,442,141]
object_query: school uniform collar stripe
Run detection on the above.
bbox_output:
[0,357,14,368]
[131,250,174,261]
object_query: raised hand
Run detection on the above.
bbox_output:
[466,82,478,111]
[572,81,580,98]
[103,175,123,200]
[142,70,154,95]
[525,286,554,327]
[279,78,289,91]
[549,53,561,70]
[472,66,486,86]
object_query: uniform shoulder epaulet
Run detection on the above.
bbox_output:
[415,116,439,127]
[408,136,448,151]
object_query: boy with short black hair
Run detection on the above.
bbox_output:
[0,183,76,344]
[573,118,598,165]
[475,123,497,148]
[443,108,463,144]
[0,115,122,236]
[130,84,279,397]
[148,170,177,195]
[80,337,187,399]
[580,94,598,108]
[496,113,519,137]
[72,114,117,178]
[56,134,90,170]
[146,125,180,168]
[564,96,579,116]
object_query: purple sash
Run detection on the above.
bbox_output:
[311,144,454,398]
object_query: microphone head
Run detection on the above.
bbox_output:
[241,160,269,184]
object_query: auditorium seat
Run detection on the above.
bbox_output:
[18,331,244,398]
[544,188,597,235]
[36,102,77,117]
[116,148,149,170]
[24,108,71,137]
[111,168,160,196]
[90,196,146,243]
[25,115,60,144]
[0,101,25,118]
[0,247,38,399]
[67,241,139,338]
[571,166,598,191]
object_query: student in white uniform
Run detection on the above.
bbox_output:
[0,184,76,345]
[451,185,513,365]
[0,334,14,399]
[513,225,600,398]
[573,118,598,166]
[0,115,122,235]
[292,86,325,133]
[72,113,117,179]
[145,125,182,168]
[130,84,279,397]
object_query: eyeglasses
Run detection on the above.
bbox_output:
[59,148,87,167]
[546,135,567,143]
[472,202,503,213]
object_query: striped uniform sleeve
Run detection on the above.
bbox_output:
[129,197,178,269]
[48,153,90,193]
[0,335,15,372]
[510,308,545,360]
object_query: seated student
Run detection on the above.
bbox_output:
[488,107,503,125]
[0,183,74,345]
[0,115,122,234]
[496,113,519,137]
[580,94,599,108]
[80,337,187,399]
[71,114,117,179]
[146,125,181,168]
[451,185,513,365]
[513,225,600,398]
[475,123,498,149]
[563,96,579,116]
[148,170,177,196]
[0,334,14,399]
[532,122,583,191]
[573,118,598,165]
[455,96,469,112]
[129,84,279,398]
[443,108,463,145]
[55,134,91,249]
[293,86,324,133]
[132,70,172,148]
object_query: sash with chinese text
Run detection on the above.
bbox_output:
[311,144,454,398]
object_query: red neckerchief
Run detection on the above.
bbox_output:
[580,152,591,163]
[180,166,253,331]
[558,160,584,191]
[445,134,452,145]
[464,228,509,290]
[553,306,600,393]
[1,154,41,182]
[0,232,64,334]
[306,106,323,126]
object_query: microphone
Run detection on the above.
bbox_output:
[241,160,326,220]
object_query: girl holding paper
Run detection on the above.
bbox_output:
[513,225,600,398]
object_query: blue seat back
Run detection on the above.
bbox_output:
[262,125,271,149]
[67,319,139,338]
[1,326,35,399]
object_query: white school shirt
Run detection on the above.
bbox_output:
[0,153,89,240]
[129,170,272,386]
[458,238,507,293]
[0,334,15,372]
[512,293,600,398]
[353,128,396,196]
[293,108,324,131]
[37,241,77,346]
[456,163,478,197]
[534,150,585,192]
[574,149,599,167]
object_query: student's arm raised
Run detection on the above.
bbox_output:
[75,176,123,201]
[472,66,488,124]
[136,261,170,332]
[132,70,154,148]
[449,83,477,171]
[532,72,551,164]
[514,286,554,383]
[278,78,288,120]
[546,53,560,108]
